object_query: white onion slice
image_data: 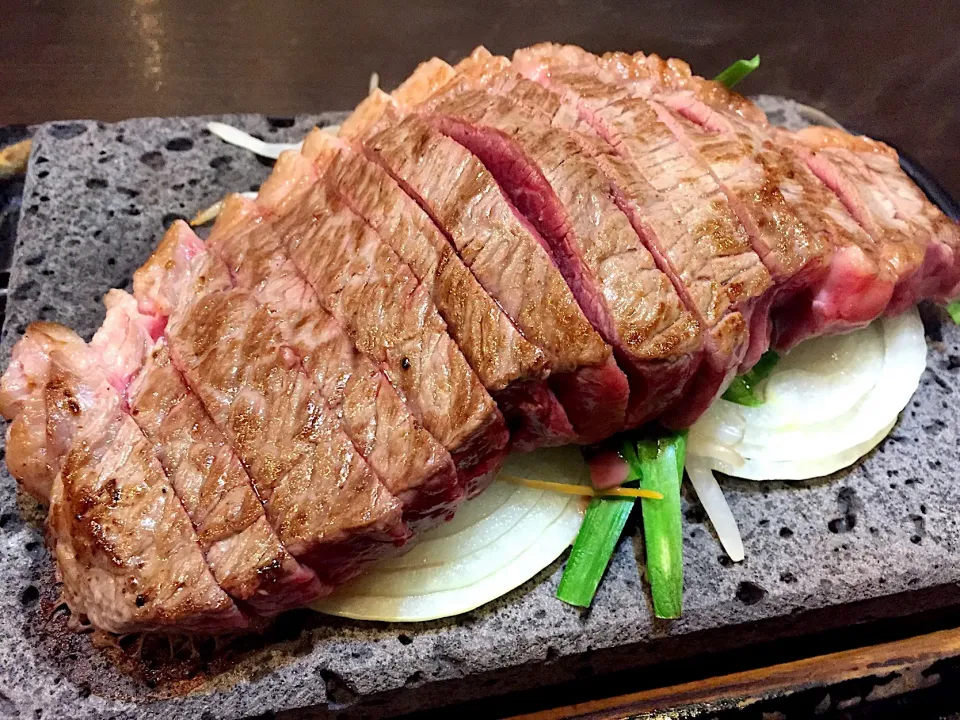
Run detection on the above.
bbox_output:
[206,121,303,159]
[315,506,582,622]
[373,487,549,573]
[686,457,744,562]
[501,444,593,485]
[423,480,517,540]
[710,418,897,481]
[684,310,925,561]
[689,309,926,481]
[759,324,884,427]
[312,447,587,622]
[686,434,745,469]
[342,490,569,597]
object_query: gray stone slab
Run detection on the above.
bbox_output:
[0,100,959,719]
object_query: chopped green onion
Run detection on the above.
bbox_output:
[714,55,760,89]
[722,350,779,406]
[947,300,960,324]
[556,495,634,608]
[628,433,686,619]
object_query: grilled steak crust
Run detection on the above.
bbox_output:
[419,85,704,428]
[255,151,508,484]
[504,49,767,424]
[652,100,825,281]
[5,323,247,634]
[269,176,508,490]
[569,47,896,358]
[0,331,82,503]
[129,338,325,614]
[135,223,412,586]
[207,185,463,529]
[601,49,769,126]
[2,283,324,619]
[513,46,772,351]
[52,412,246,634]
[586,47,960,348]
[357,107,615,382]
[300,130,548,393]
[351,92,629,443]
[300,130,579,452]
[93,287,326,615]
[792,127,960,309]
[306,132,550,388]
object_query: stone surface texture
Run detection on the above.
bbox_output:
[0,101,958,719]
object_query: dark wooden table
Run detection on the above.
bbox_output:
[2,0,959,197]
[4,3,960,717]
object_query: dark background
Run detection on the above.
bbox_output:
[1,0,958,195]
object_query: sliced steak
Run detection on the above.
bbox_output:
[558,46,896,354]
[347,91,629,442]
[300,130,579,452]
[590,48,818,281]
[760,132,897,349]
[0,286,164,504]
[258,166,508,491]
[94,288,326,615]
[300,131,550,399]
[1,322,247,634]
[508,48,771,425]
[792,127,960,309]
[1,331,87,502]
[411,79,704,427]
[136,223,411,586]
[599,47,952,324]
[127,339,325,614]
[262,144,553,462]
[601,48,769,126]
[206,184,463,528]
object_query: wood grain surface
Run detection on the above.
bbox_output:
[510,628,960,719]
[1,0,958,197]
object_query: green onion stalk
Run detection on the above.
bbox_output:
[557,432,687,619]
[626,433,686,619]
[946,301,960,324]
[714,55,761,89]
[722,350,779,407]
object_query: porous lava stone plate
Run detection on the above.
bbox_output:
[0,101,959,719]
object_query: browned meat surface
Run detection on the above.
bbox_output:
[417,80,704,428]
[793,127,960,311]
[300,130,548,393]
[207,184,463,529]
[300,129,579,452]
[129,338,325,614]
[3,323,247,634]
[522,45,903,361]
[135,224,413,586]
[513,47,772,375]
[481,49,761,424]
[176,287,410,583]
[351,92,629,443]
[87,285,324,614]
[602,49,769,126]
[269,175,509,489]
[2,280,325,619]
[587,47,960,351]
